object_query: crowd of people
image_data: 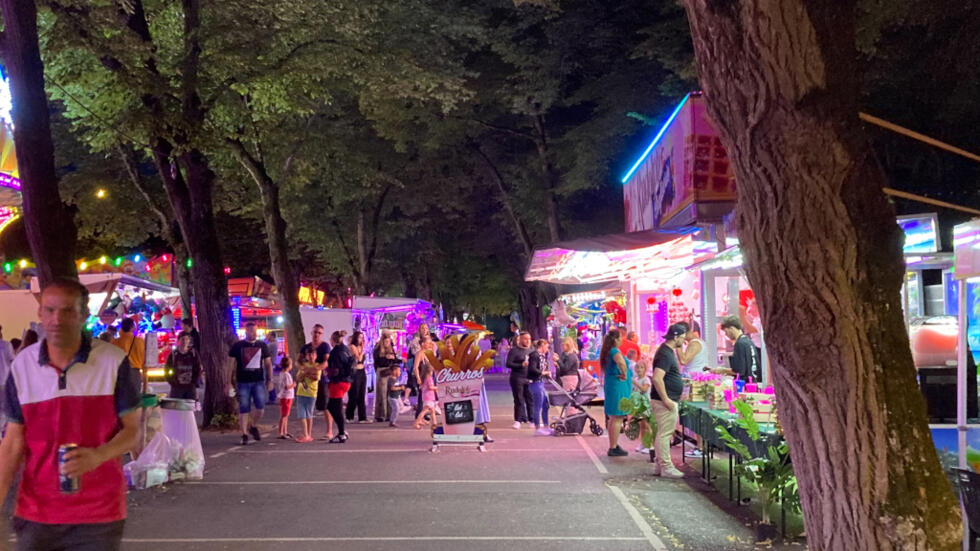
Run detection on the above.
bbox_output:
[501,316,760,479]
[229,321,477,446]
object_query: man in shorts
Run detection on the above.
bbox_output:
[229,322,273,445]
[0,278,141,550]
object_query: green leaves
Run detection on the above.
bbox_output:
[713,400,799,519]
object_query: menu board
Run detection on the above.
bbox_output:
[444,400,474,425]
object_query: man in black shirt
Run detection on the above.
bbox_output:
[506,332,534,429]
[228,322,273,446]
[651,323,687,478]
[719,316,760,382]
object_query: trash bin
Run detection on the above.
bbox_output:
[159,398,205,479]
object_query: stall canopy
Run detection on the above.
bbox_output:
[524,228,708,285]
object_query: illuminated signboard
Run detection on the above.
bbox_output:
[0,206,17,234]
[898,214,940,254]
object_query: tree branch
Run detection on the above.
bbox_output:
[324,197,361,281]
[366,185,393,275]
[181,0,203,123]
[471,144,534,259]
[463,116,536,141]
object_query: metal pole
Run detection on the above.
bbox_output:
[704,273,717,367]
[958,278,967,470]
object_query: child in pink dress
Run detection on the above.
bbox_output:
[414,363,439,429]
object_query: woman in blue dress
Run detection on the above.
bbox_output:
[601,330,631,457]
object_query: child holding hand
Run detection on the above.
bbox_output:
[387,366,405,427]
[294,345,320,443]
[632,359,652,454]
[275,357,297,439]
[413,363,439,430]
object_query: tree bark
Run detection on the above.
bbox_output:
[356,209,368,294]
[681,1,961,548]
[151,144,238,426]
[518,282,554,340]
[531,115,562,244]
[0,0,79,286]
[226,138,305,364]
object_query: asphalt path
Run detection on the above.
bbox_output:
[4,375,805,550]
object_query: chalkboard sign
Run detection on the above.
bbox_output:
[444,400,474,425]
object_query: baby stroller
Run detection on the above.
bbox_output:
[547,369,604,437]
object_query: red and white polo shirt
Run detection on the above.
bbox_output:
[3,335,140,524]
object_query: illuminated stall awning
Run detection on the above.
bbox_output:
[525,228,703,285]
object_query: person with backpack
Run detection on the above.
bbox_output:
[164,332,201,400]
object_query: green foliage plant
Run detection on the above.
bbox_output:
[715,400,800,525]
[619,391,656,449]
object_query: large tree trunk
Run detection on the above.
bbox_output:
[681,1,960,548]
[1,0,78,286]
[227,139,305,364]
[518,282,554,340]
[153,145,237,426]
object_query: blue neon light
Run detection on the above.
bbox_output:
[231,307,241,332]
[620,93,691,184]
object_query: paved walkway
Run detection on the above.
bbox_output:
[4,375,805,550]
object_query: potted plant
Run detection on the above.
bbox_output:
[619,391,657,462]
[715,400,800,542]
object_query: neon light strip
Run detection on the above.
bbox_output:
[620,93,691,184]
[0,173,20,190]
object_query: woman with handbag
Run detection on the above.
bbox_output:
[372,331,399,422]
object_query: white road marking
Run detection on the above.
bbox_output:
[185,480,562,485]
[575,435,608,474]
[209,445,241,459]
[122,536,647,543]
[575,436,668,550]
[228,448,581,454]
[608,485,669,551]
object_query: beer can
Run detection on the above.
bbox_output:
[58,444,80,494]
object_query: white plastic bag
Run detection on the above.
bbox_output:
[124,432,179,489]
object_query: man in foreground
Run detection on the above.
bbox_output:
[0,278,141,550]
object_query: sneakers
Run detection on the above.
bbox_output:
[652,463,661,476]
[661,467,684,479]
[635,446,650,454]
[389,422,399,428]
[512,421,522,430]
[240,434,249,446]
[607,446,628,457]
[535,427,553,436]
[685,449,704,458]
[249,426,261,441]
